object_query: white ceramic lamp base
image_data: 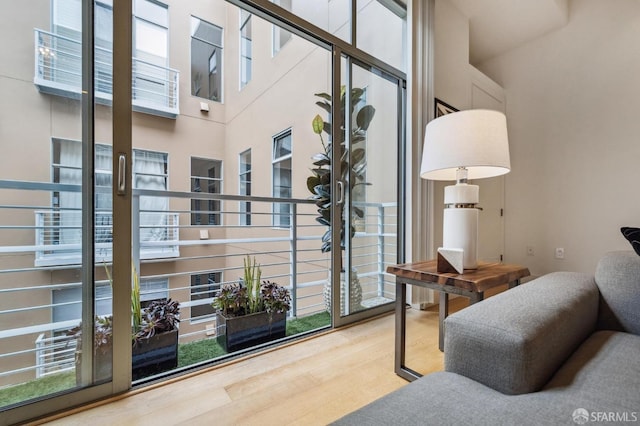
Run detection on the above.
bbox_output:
[443,183,479,270]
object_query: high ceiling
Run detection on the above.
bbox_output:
[448,0,570,64]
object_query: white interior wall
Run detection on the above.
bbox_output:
[432,0,507,263]
[477,0,640,275]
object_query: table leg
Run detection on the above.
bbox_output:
[395,278,406,376]
[395,279,422,382]
[438,292,449,352]
[508,278,522,289]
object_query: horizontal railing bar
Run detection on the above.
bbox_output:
[134,188,315,205]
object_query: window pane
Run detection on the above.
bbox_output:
[273,133,292,158]
[271,0,351,43]
[240,11,252,87]
[357,0,407,72]
[190,272,220,319]
[239,150,251,225]
[135,0,168,27]
[191,158,222,226]
[135,19,167,64]
[272,132,292,228]
[191,17,223,101]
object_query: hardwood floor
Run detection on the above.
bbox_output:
[36,297,473,426]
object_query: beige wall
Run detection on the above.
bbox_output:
[478,0,640,275]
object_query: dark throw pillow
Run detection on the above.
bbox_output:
[621,227,640,256]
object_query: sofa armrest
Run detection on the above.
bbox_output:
[444,271,599,395]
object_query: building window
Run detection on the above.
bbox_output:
[272,0,292,55]
[191,158,222,226]
[272,130,292,228]
[52,140,169,246]
[239,149,252,225]
[239,10,252,88]
[133,0,169,105]
[191,16,223,102]
[190,272,221,320]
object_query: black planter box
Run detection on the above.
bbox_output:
[132,329,178,381]
[216,310,286,352]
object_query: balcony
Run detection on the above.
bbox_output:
[34,29,180,119]
[34,209,180,267]
[0,180,397,391]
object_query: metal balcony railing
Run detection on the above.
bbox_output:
[34,209,180,267]
[34,29,180,118]
[0,180,397,387]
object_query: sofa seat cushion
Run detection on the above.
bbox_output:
[543,330,640,413]
[332,371,600,425]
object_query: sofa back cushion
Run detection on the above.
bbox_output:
[595,251,640,335]
[444,272,599,395]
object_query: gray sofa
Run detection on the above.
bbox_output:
[335,251,640,425]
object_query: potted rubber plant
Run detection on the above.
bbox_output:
[307,86,375,315]
[213,256,291,352]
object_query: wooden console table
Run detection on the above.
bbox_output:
[388,260,530,382]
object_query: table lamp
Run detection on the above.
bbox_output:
[421,109,510,270]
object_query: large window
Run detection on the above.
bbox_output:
[133,0,169,105]
[191,16,223,101]
[272,130,292,228]
[239,10,252,88]
[191,158,222,226]
[190,272,221,320]
[239,150,252,225]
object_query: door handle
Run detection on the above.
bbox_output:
[336,180,345,205]
[117,153,126,196]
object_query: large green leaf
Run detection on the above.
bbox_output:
[314,92,332,101]
[351,148,365,164]
[356,105,376,131]
[312,114,324,135]
[312,152,330,166]
[315,101,331,114]
[316,217,330,227]
[323,121,332,137]
[307,176,321,194]
[353,206,364,218]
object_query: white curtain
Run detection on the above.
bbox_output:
[134,150,169,242]
[58,140,82,245]
[57,143,168,248]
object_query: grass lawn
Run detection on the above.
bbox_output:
[0,311,331,407]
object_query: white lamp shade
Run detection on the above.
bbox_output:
[420,109,511,181]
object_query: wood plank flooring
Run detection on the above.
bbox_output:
[35,296,475,426]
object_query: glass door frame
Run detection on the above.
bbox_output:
[330,52,407,327]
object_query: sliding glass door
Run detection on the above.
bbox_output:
[0,0,130,423]
[331,57,404,326]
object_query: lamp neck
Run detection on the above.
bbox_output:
[456,167,469,184]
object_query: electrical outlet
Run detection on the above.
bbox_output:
[526,246,535,256]
[555,248,565,259]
